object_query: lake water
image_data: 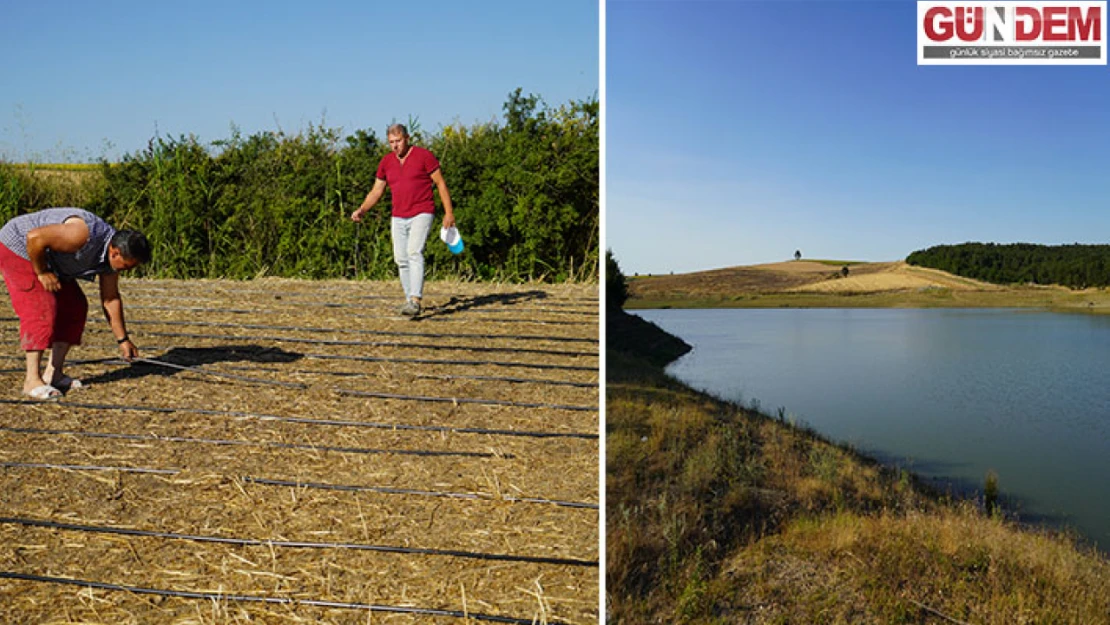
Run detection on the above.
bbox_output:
[635,308,1110,551]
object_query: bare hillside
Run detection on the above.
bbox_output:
[629,260,1003,301]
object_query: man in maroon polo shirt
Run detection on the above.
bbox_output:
[350,124,456,317]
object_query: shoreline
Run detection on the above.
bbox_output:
[626,288,1110,314]
[615,306,1110,554]
[607,306,1110,620]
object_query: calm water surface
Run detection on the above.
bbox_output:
[636,308,1110,551]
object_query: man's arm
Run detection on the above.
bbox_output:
[430,169,456,229]
[25,217,90,292]
[351,178,388,222]
[98,271,138,360]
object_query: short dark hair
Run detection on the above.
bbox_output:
[111,229,152,264]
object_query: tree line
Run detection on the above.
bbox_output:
[906,242,1110,289]
[0,89,598,283]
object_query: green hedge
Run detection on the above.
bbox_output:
[0,89,598,283]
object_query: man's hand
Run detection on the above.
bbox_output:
[36,272,60,292]
[350,208,366,222]
[118,338,139,361]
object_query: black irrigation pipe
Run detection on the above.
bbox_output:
[116,318,599,345]
[127,358,597,411]
[0,425,503,459]
[0,517,596,567]
[0,356,597,389]
[0,461,179,474]
[138,330,598,358]
[129,292,600,313]
[0,399,599,440]
[122,304,594,325]
[134,357,308,389]
[0,343,599,374]
[0,572,558,624]
[240,476,599,509]
[223,364,599,389]
[122,295,599,317]
[0,462,599,510]
[334,388,597,412]
[304,351,598,372]
[0,356,595,410]
[118,284,598,303]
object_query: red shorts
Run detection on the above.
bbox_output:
[0,243,88,351]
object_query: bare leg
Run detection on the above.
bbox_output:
[23,350,48,394]
[42,342,72,386]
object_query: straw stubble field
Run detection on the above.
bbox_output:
[0,278,599,624]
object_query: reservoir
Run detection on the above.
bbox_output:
[635,307,1110,552]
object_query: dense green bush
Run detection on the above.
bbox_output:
[0,89,598,283]
[907,242,1110,289]
[606,249,628,310]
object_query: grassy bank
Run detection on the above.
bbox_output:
[606,309,1110,623]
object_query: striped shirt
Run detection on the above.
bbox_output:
[0,208,116,280]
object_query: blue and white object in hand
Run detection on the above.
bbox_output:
[440,226,464,254]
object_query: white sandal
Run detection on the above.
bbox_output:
[23,384,62,400]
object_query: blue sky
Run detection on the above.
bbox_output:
[1,1,598,162]
[606,0,1110,274]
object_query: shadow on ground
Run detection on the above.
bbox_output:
[80,345,304,384]
[420,290,548,320]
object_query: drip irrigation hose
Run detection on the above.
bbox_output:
[122,304,593,325]
[116,318,599,344]
[218,364,597,389]
[304,351,597,372]
[0,462,178,474]
[138,330,598,358]
[112,285,598,304]
[133,357,307,389]
[239,476,599,509]
[0,342,599,373]
[125,358,598,411]
[0,425,503,459]
[116,293,598,316]
[334,388,597,412]
[0,516,596,567]
[0,356,596,389]
[0,462,599,509]
[0,399,599,439]
[0,572,559,624]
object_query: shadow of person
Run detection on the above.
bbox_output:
[420,290,548,320]
[80,344,304,385]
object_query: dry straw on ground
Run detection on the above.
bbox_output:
[0,278,599,624]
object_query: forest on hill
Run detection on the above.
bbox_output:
[907,242,1110,289]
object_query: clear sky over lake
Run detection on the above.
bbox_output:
[606,0,1110,275]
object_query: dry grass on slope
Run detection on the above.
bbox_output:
[720,506,1110,624]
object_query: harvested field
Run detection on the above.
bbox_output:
[783,261,1002,293]
[629,261,1001,300]
[0,278,599,624]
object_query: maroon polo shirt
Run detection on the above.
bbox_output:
[375,146,440,218]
